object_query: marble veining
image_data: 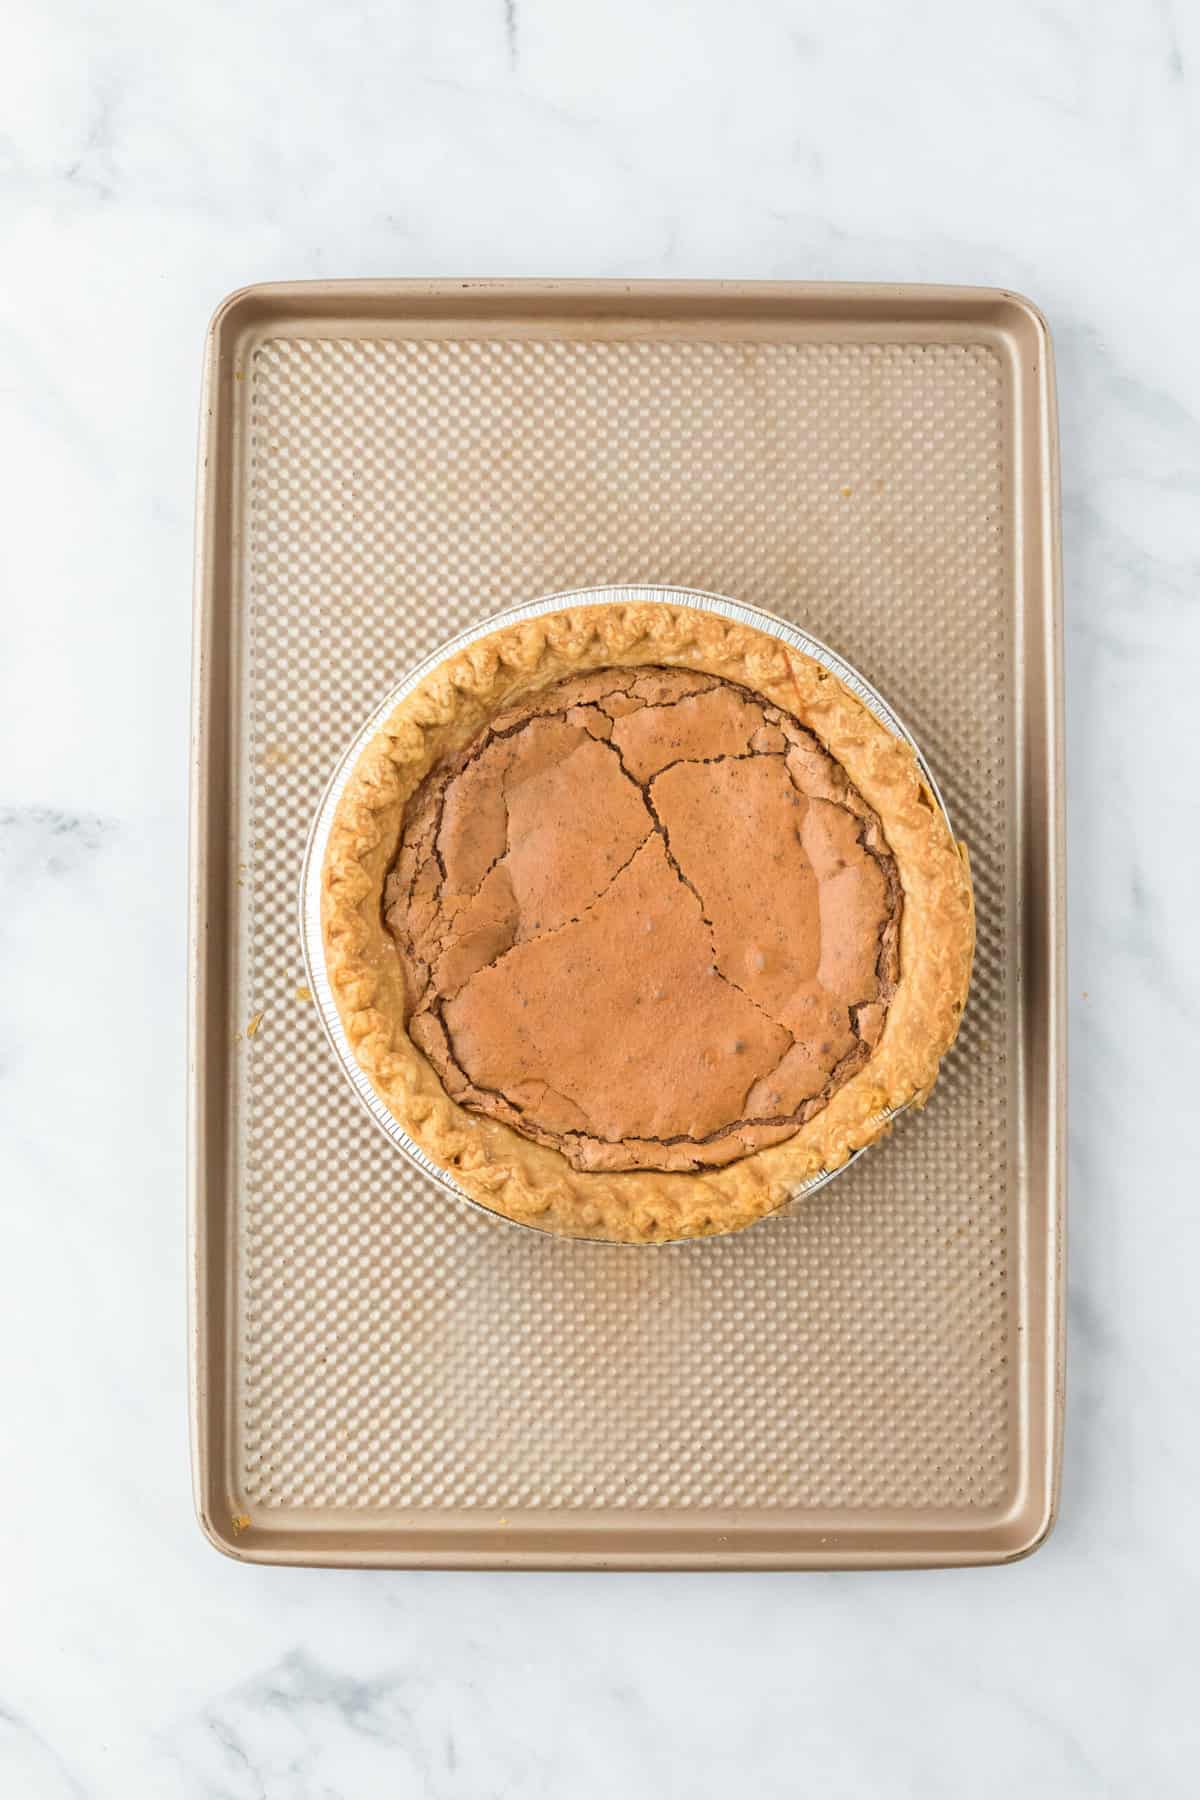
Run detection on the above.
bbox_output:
[1,0,1198,1794]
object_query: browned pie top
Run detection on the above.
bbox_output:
[384,666,901,1174]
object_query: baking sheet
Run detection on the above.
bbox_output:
[189,281,1064,1568]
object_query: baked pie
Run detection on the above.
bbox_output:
[322,603,973,1242]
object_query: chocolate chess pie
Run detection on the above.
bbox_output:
[322,603,973,1242]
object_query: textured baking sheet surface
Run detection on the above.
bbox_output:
[235,333,1013,1517]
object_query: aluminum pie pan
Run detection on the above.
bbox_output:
[298,583,949,1241]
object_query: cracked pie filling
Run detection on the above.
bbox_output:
[322,604,974,1242]
[387,668,900,1173]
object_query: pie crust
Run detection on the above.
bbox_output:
[321,602,974,1243]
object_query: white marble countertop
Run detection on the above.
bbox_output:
[2,1,1198,1794]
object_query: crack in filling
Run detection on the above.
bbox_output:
[384,666,902,1173]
